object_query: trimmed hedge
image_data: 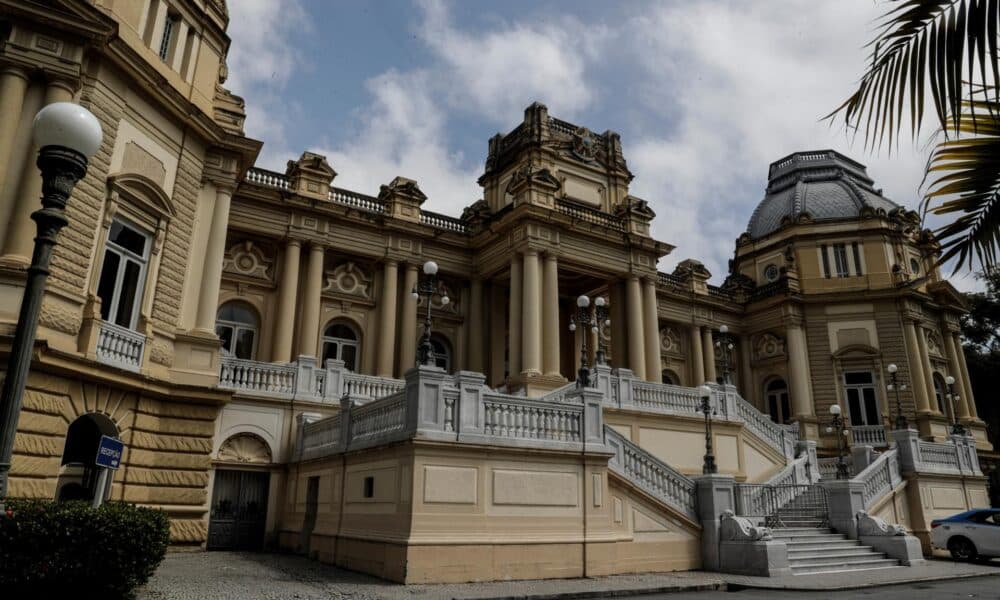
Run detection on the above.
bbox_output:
[0,499,170,599]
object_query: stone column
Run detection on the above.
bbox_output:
[398,263,419,375]
[489,283,506,384]
[521,249,542,376]
[541,253,560,377]
[915,326,940,413]
[2,80,75,262]
[0,66,28,250]
[642,277,660,382]
[194,186,234,331]
[375,260,398,377]
[954,332,979,418]
[272,240,301,363]
[508,256,522,377]
[903,320,931,413]
[297,243,324,357]
[689,325,705,385]
[467,278,484,373]
[702,327,717,384]
[942,331,971,419]
[785,322,815,419]
[625,275,646,380]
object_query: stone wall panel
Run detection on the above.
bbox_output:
[126,448,212,471]
[133,413,215,437]
[137,397,218,420]
[123,484,206,505]
[125,466,209,488]
[129,430,213,454]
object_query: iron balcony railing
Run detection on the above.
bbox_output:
[734,483,829,528]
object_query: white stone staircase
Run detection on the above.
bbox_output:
[772,527,900,575]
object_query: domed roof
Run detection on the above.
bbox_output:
[746,150,900,240]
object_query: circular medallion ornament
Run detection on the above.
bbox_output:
[764,264,780,282]
[910,258,920,274]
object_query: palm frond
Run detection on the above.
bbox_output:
[826,0,1000,150]
[924,101,1000,270]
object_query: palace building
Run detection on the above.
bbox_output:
[1,0,991,582]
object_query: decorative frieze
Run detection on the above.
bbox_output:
[223,240,274,281]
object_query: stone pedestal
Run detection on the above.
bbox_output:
[719,540,790,576]
[694,474,735,571]
[819,479,865,538]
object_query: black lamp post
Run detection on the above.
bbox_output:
[594,296,610,366]
[945,375,966,436]
[0,103,103,509]
[698,385,717,474]
[569,295,596,388]
[886,363,908,430]
[826,404,850,480]
[714,324,734,385]
[411,260,449,367]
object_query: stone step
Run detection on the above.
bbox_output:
[787,550,887,563]
[772,532,847,541]
[787,544,873,555]
[784,540,864,551]
[791,560,900,576]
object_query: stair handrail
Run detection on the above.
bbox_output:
[604,425,697,520]
[853,447,902,509]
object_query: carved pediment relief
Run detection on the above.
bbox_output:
[926,330,944,357]
[224,241,273,281]
[660,327,682,355]
[753,332,785,361]
[218,433,272,464]
[323,262,372,300]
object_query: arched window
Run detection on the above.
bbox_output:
[57,413,118,502]
[322,322,360,371]
[661,370,675,385]
[431,334,452,372]
[765,378,791,424]
[216,302,259,360]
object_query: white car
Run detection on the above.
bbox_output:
[930,509,1000,561]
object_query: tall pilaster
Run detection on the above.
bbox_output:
[916,327,939,413]
[376,260,398,377]
[903,319,932,414]
[625,275,646,380]
[785,321,814,419]
[942,330,971,419]
[521,249,542,376]
[467,278,484,373]
[689,324,705,385]
[508,256,523,377]
[2,80,75,262]
[954,332,979,418]
[541,253,560,377]
[297,244,324,357]
[0,66,29,250]
[272,240,301,363]
[642,277,660,382]
[194,186,235,331]
[398,263,419,375]
[702,327,717,384]
[489,283,506,384]
[739,335,754,405]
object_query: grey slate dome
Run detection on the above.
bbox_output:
[746,150,900,240]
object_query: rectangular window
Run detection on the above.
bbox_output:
[159,13,178,60]
[851,242,864,275]
[833,244,849,277]
[843,371,880,425]
[363,476,374,498]
[96,219,150,330]
[820,244,831,278]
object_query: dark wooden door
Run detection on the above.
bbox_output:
[207,470,269,550]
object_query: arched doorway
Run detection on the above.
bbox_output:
[933,372,947,414]
[57,413,119,502]
[207,434,272,551]
[661,369,681,386]
[765,378,791,424]
[321,321,360,371]
[216,301,260,360]
[431,334,452,372]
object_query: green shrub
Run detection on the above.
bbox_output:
[0,499,170,599]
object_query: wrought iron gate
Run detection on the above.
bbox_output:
[734,484,829,528]
[207,470,270,550]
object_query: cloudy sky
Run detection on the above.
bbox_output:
[224,0,981,290]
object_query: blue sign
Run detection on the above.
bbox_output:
[95,435,124,470]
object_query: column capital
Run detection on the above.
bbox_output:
[0,65,29,80]
[46,77,79,95]
[284,238,303,248]
[524,247,539,257]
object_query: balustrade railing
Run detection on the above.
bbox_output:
[483,396,583,442]
[855,448,901,508]
[350,391,408,445]
[344,372,405,400]
[734,394,791,455]
[852,424,888,447]
[631,381,702,414]
[95,321,146,372]
[817,456,853,479]
[219,356,297,397]
[244,167,290,189]
[916,438,973,472]
[329,187,385,213]
[420,210,468,233]
[555,198,625,231]
[299,414,342,461]
[605,426,697,519]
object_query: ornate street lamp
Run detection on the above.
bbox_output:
[0,103,103,509]
[594,296,610,366]
[714,325,735,385]
[886,363,909,430]
[826,404,850,480]
[945,375,966,436]
[411,260,449,367]
[569,295,596,387]
[698,385,717,474]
